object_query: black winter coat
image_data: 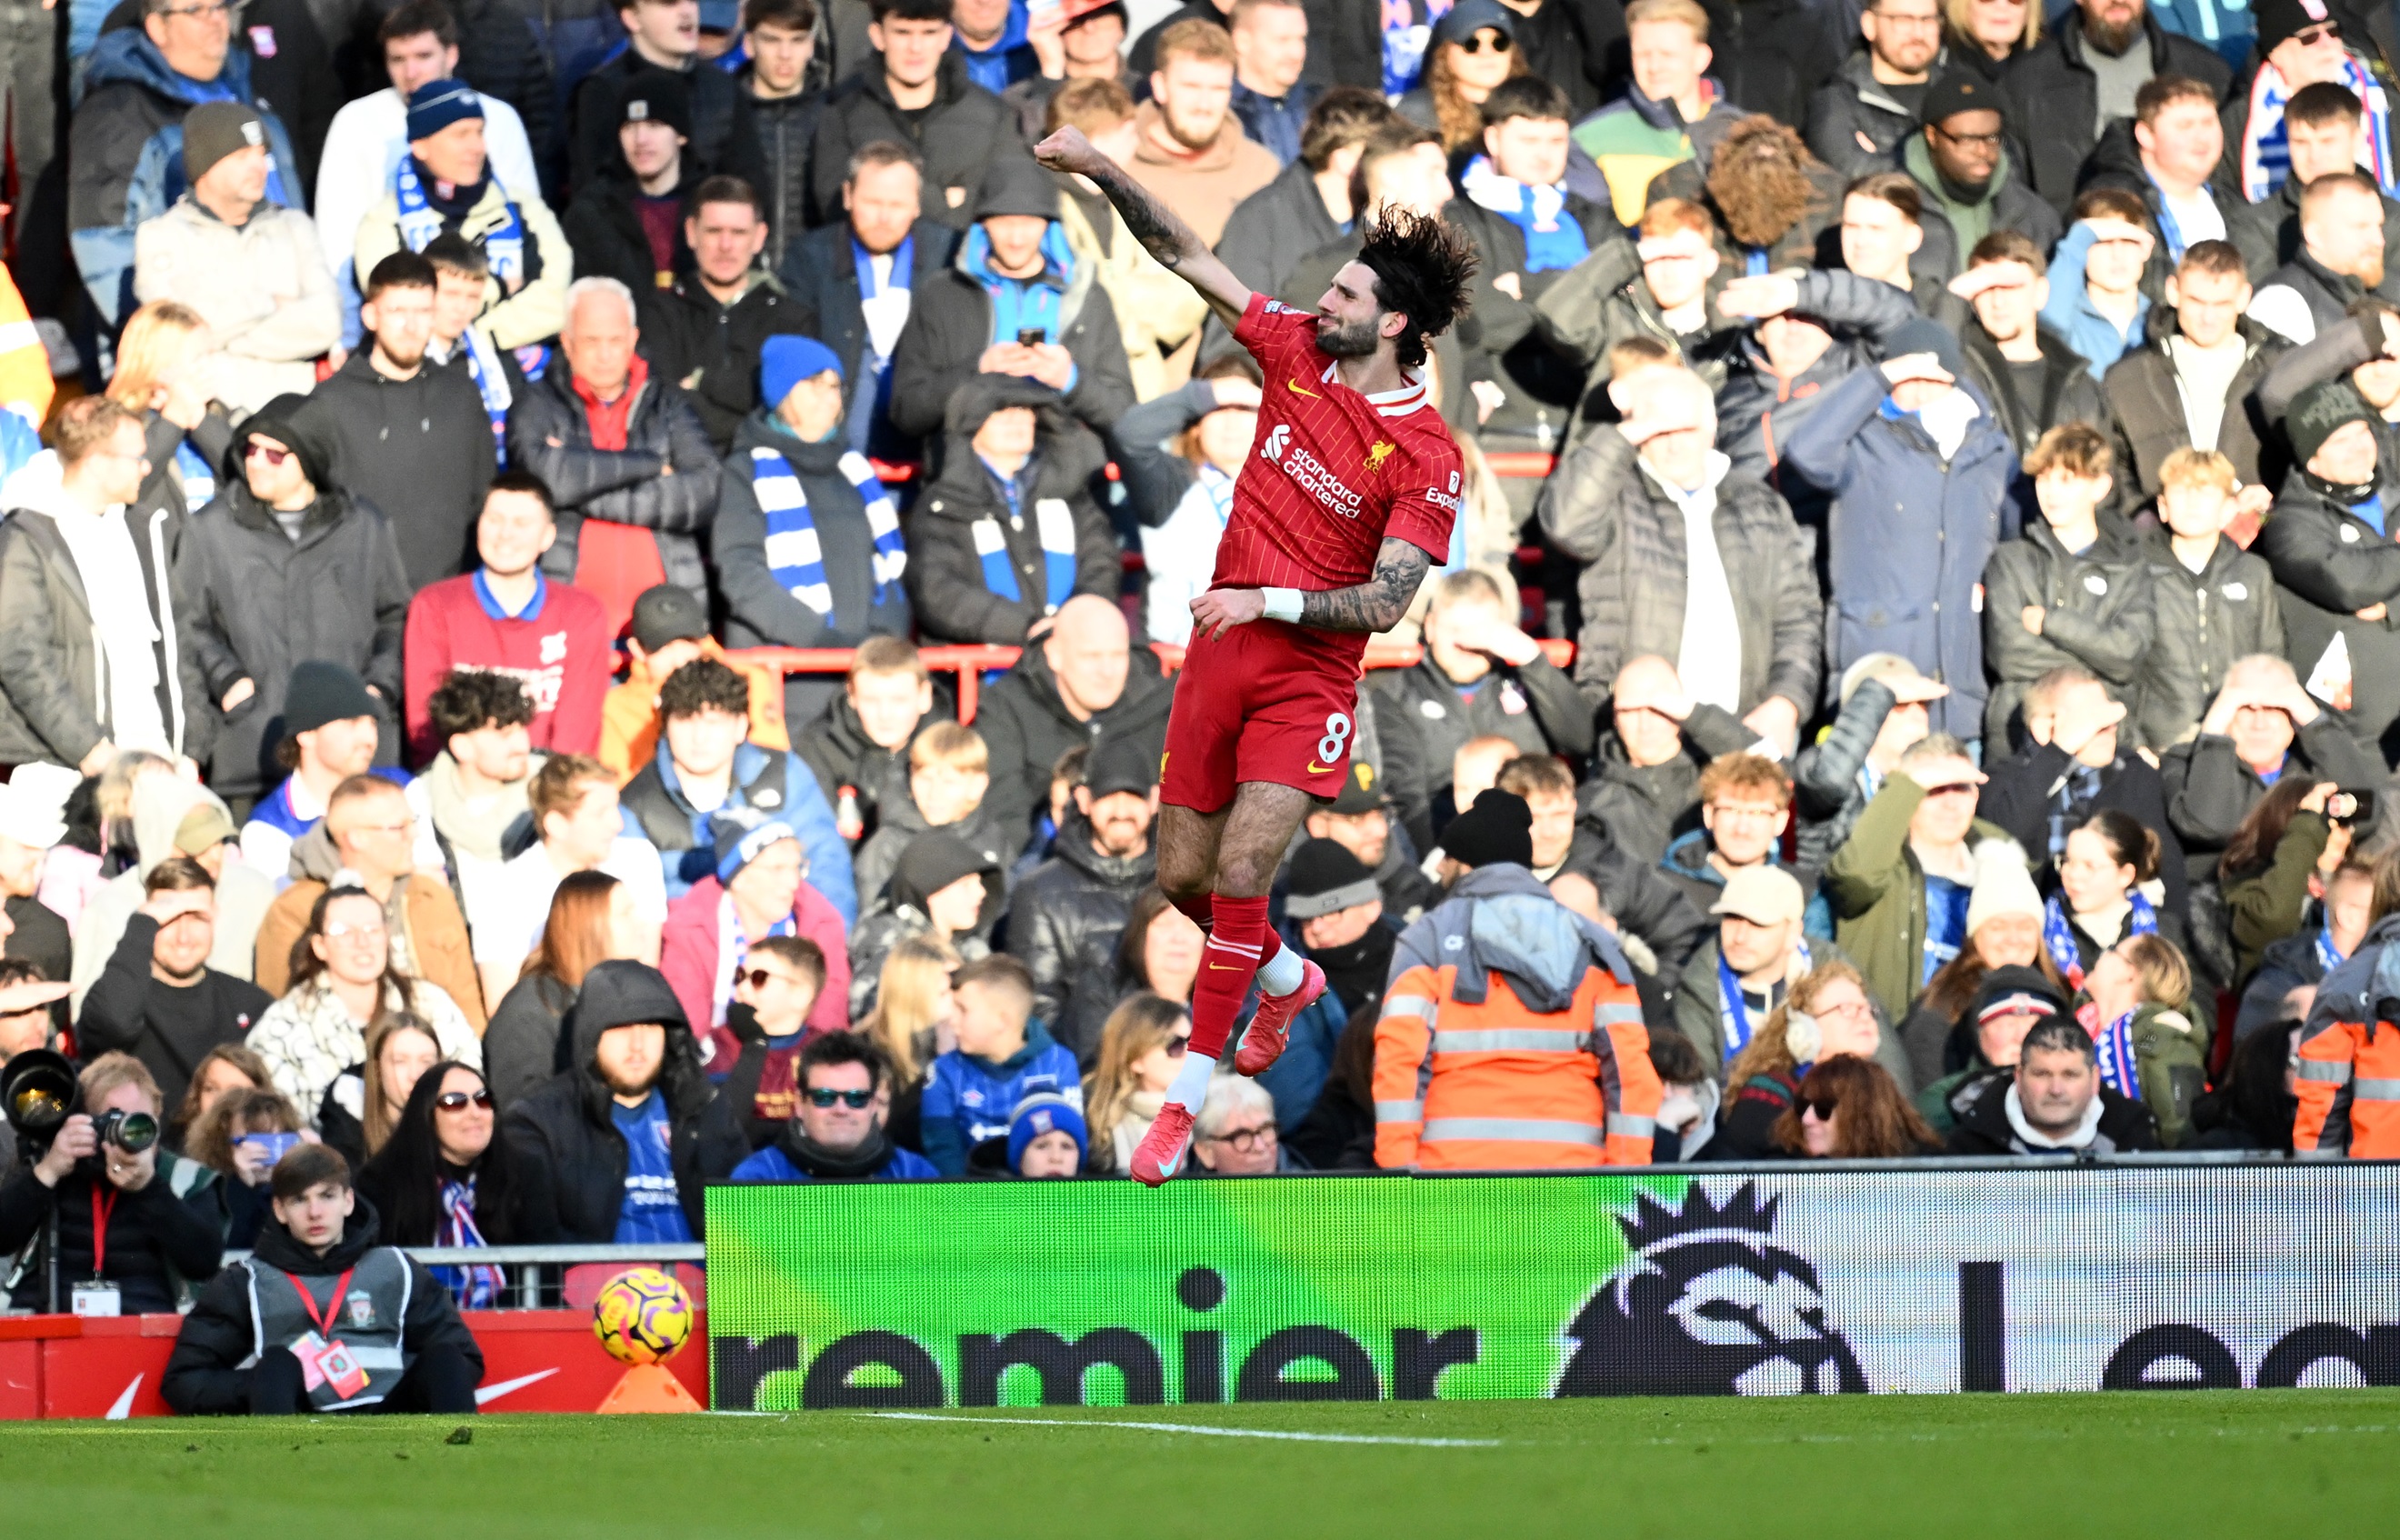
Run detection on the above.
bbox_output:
[885,231,1137,448]
[1368,653,1598,856]
[809,54,1025,230]
[0,495,210,767]
[1976,739,2189,919]
[1704,0,1849,133]
[1577,714,1755,866]
[741,76,825,273]
[1805,49,1925,177]
[498,964,746,1243]
[849,775,1021,913]
[2254,478,2400,764]
[973,641,1175,842]
[640,274,815,453]
[1006,815,1157,1059]
[309,350,498,592]
[173,484,411,799]
[715,411,915,649]
[0,1159,223,1314]
[2101,308,2285,509]
[1979,515,2155,748]
[2227,173,2400,299]
[571,48,765,194]
[160,1197,481,1414]
[1961,322,2106,460]
[1945,1078,2160,1155]
[482,971,575,1113]
[795,695,940,840]
[508,364,723,608]
[904,379,1120,645]
[2133,529,2284,754]
[76,914,274,1114]
[2162,718,2384,860]
[1538,418,1824,712]
[1998,13,2230,216]
[778,216,959,462]
[561,174,695,295]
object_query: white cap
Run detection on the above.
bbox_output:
[0,776,66,850]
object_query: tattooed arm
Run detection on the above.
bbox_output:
[1034,126,1253,328]
[1190,539,1435,639]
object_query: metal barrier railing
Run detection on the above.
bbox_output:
[219,1243,707,1312]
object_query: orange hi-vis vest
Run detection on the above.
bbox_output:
[0,263,53,423]
[1371,869,1660,1171]
[2295,931,2400,1156]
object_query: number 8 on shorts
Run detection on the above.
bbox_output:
[1317,713,1353,764]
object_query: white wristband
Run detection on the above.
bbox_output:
[1260,587,1304,624]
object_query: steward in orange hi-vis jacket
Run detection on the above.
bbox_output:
[2295,915,2400,1158]
[1373,864,1660,1170]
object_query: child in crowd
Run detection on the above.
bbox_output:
[711,935,831,1148]
[917,955,1081,1175]
[1006,1093,1087,1178]
[2137,447,2285,752]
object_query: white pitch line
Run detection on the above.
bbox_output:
[863,1410,1503,1447]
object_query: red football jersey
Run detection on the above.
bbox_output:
[1215,293,1462,595]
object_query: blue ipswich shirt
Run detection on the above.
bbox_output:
[611,1092,692,1244]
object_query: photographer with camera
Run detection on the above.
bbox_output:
[0,1053,223,1315]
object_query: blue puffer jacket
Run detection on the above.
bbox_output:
[917,1021,1082,1175]
[68,28,301,327]
[1779,365,2023,743]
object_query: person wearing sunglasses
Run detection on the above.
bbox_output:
[709,934,834,1149]
[1395,0,1523,158]
[358,1061,522,1305]
[730,1029,937,1182]
[1771,1053,1941,1157]
[663,815,851,1081]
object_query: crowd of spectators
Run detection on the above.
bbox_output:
[5,0,2400,1411]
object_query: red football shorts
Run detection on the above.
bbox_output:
[1161,620,1364,813]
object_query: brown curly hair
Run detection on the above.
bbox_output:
[1705,115,1822,252]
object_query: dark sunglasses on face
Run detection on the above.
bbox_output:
[2295,22,2339,45]
[1165,1035,1191,1056]
[1455,31,1511,52]
[807,1087,875,1108]
[1797,1095,1839,1120]
[743,967,795,990]
[435,1089,494,1111]
[245,442,293,465]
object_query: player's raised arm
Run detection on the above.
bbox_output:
[1190,537,1435,639]
[1033,126,1252,329]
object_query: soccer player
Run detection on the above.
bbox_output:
[1030,125,1477,1186]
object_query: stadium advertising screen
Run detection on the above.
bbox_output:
[705,1166,2400,1407]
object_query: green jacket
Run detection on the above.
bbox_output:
[1821,773,2017,1023]
[2224,811,2329,987]
[2104,999,2208,1149]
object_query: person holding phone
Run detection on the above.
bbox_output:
[75,856,275,1116]
[185,1085,313,1248]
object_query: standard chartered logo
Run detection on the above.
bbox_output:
[1262,424,1291,461]
[1258,426,1363,517]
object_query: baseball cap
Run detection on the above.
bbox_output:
[631,585,710,652]
[1327,761,1382,815]
[1709,865,1805,927]
[1084,736,1157,800]
[1918,71,2003,130]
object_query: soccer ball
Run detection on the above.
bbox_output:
[592,1267,695,1365]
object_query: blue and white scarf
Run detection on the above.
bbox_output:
[2041,891,2155,993]
[432,1177,506,1309]
[755,442,905,627]
[395,156,525,285]
[172,439,214,511]
[973,495,1078,608]
[2093,1007,2143,1100]
[2316,925,2347,977]
[2242,54,2396,202]
[1716,936,1809,1059]
[1461,155,1589,273]
[459,327,515,460]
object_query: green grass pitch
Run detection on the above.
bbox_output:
[8,1392,2400,1537]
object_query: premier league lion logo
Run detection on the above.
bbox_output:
[1554,1183,1869,1397]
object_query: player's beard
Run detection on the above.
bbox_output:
[1315,312,1382,358]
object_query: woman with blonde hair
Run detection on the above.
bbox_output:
[1942,0,2039,78]
[1081,994,1192,1174]
[1715,959,1885,1157]
[857,934,961,1152]
[316,1013,444,1171]
[106,298,232,517]
[1398,0,1529,155]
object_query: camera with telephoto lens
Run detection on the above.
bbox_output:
[2329,789,2378,827]
[91,1107,159,1155]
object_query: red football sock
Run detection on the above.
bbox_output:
[1187,893,1270,1060]
[1170,891,1215,935]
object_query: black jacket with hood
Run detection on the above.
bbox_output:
[307,347,498,592]
[1978,511,2156,748]
[1945,1075,2161,1155]
[715,409,915,652]
[170,395,412,798]
[2133,526,2285,755]
[970,630,1176,841]
[2255,475,2400,765]
[1961,320,2105,460]
[809,52,1026,230]
[846,831,1007,1017]
[571,47,766,195]
[903,375,1121,645]
[507,358,723,610]
[794,695,947,845]
[2101,306,2286,509]
[851,765,1022,915]
[640,273,816,455]
[498,960,747,1243]
[886,156,1136,448]
[160,1195,482,1415]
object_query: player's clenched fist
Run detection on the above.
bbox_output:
[1190,588,1266,640]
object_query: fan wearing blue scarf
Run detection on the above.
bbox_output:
[735,335,909,644]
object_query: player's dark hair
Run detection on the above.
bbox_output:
[1355,206,1478,369]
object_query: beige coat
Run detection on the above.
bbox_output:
[132,197,341,418]
[351,177,572,351]
[1055,190,1208,403]
[1125,103,1279,248]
